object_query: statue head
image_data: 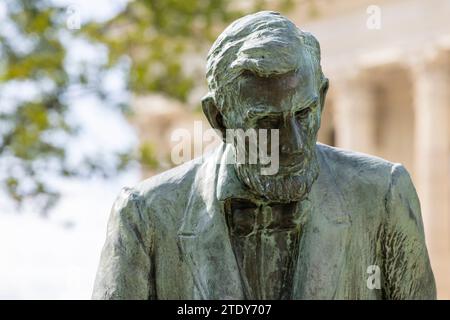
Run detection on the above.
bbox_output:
[202,11,329,202]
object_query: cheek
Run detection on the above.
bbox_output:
[222,108,244,130]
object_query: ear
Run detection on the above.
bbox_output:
[202,93,226,140]
[319,78,329,111]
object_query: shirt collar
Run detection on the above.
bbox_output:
[216,143,255,202]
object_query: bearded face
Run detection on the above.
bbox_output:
[201,13,328,203]
[224,67,327,203]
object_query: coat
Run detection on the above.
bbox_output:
[92,142,436,299]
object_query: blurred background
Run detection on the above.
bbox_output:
[0,0,448,299]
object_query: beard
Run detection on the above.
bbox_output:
[234,145,320,203]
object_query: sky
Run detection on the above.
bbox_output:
[0,0,140,299]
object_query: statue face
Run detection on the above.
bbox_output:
[202,12,328,202]
[227,60,324,202]
[234,66,321,170]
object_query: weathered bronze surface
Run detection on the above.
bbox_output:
[93,11,436,300]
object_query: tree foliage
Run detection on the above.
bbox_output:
[0,0,293,213]
[84,0,293,102]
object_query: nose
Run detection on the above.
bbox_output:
[280,117,304,154]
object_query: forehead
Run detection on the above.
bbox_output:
[236,54,319,114]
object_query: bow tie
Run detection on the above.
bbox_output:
[225,198,300,237]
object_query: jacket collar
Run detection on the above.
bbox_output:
[216,143,254,202]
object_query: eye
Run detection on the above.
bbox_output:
[295,107,311,120]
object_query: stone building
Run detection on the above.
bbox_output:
[133,0,450,298]
[303,0,450,299]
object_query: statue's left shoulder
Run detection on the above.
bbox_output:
[315,143,404,222]
[316,142,395,193]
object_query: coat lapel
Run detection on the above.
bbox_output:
[177,144,245,299]
[292,145,352,299]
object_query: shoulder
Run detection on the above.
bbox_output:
[318,143,414,185]
[107,157,203,234]
[317,143,396,176]
[316,143,414,211]
[134,157,201,201]
[116,158,202,218]
[316,142,402,184]
[115,148,217,214]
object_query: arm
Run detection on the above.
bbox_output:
[92,187,156,299]
[382,164,436,299]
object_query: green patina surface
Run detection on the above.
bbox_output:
[92,11,436,300]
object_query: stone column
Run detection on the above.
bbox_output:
[333,77,377,154]
[413,51,450,299]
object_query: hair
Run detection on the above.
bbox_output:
[206,11,325,114]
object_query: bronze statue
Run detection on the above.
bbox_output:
[93,11,436,299]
